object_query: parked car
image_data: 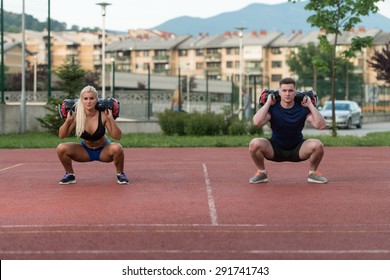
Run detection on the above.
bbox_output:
[320,100,363,129]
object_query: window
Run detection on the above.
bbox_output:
[226,47,239,55]
[226,61,233,68]
[196,62,204,70]
[271,74,282,82]
[271,47,281,54]
[143,63,150,70]
[206,48,220,55]
[179,50,188,57]
[196,49,204,56]
[206,62,220,69]
[272,61,282,68]
[155,50,167,56]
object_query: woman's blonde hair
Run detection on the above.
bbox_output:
[75,85,98,137]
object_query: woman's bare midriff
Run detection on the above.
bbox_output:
[82,135,108,149]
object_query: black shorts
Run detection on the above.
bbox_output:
[267,138,306,162]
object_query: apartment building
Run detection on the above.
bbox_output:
[3,31,40,72]
[4,30,122,73]
[2,42,30,73]
[3,28,390,94]
[107,34,192,76]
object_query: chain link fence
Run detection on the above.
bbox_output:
[4,72,237,119]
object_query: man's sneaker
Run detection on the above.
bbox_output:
[249,170,268,184]
[117,172,130,184]
[59,173,76,185]
[307,171,328,184]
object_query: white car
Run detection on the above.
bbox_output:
[320,100,363,129]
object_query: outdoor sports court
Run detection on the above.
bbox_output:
[1,146,390,260]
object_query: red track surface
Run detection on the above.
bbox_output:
[1,147,390,260]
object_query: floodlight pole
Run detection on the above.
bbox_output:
[235,26,246,120]
[1,0,4,104]
[20,0,26,133]
[97,2,111,99]
[47,0,51,98]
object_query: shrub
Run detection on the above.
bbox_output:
[157,110,264,136]
[36,97,66,134]
[158,110,188,135]
[184,112,224,136]
[158,111,225,136]
[247,123,264,135]
[228,121,247,136]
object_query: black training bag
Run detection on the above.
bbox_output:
[58,98,120,119]
[259,89,318,107]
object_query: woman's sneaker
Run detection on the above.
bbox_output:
[307,171,328,183]
[249,170,268,183]
[59,173,76,185]
[117,172,130,184]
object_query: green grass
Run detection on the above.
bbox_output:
[0,131,389,148]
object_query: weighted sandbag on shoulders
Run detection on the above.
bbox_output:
[258,89,318,107]
[58,99,77,119]
[58,97,120,119]
[95,98,120,119]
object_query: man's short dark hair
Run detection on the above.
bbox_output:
[279,77,296,87]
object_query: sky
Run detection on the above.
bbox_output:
[4,0,390,32]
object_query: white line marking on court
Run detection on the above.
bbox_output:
[202,163,218,225]
[3,223,390,229]
[1,249,390,256]
[0,163,24,172]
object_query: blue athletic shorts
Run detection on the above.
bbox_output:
[81,139,111,161]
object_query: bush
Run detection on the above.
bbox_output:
[247,123,263,135]
[158,110,188,135]
[227,121,247,136]
[184,112,224,136]
[158,111,225,136]
[158,110,264,136]
[36,97,65,134]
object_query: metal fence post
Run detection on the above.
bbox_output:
[147,64,151,119]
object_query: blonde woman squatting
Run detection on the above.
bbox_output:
[56,85,129,185]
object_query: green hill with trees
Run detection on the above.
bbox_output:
[2,10,98,33]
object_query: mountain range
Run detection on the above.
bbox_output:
[153,1,390,36]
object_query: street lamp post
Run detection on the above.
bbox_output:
[235,26,246,120]
[186,61,192,112]
[20,0,26,133]
[1,0,5,104]
[96,2,111,99]
[33,55,37,101]
[111,58,115,98]
[47,0,51,98]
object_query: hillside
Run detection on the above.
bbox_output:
[2,10,97,33]
[3,1,390,36]
[154,1,390,35]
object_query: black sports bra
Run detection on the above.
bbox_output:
[80,111,106,141]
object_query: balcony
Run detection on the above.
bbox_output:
[153,55,169,62]
[153,68,170,74]
[245,66,262,75]
[205,53,221,62]
[205,67,221,75]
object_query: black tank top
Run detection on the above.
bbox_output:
[80,111,106,141]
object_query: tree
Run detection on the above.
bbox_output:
[3,10,67,32]
[368,40,390,85]
[288,42,332,89]
[287,42,363,101]
[55,59,89,99]
[37,59,97,134]
[289,0,381,136]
